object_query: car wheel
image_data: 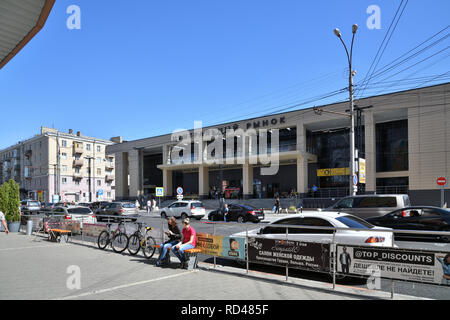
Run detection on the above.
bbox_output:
[161,212,167,219]
[237,216,245,223]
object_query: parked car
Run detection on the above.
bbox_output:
[326,194,411,219]
[231,211,393,247]
[95,202,138,222]
[48,206,96,229]
[208,204,264,223]
[160,201,206,220]
[366,206,450,243]
[20,200,41,214]
[41,202,55,212]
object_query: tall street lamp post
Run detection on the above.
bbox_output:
[334,24,358,196]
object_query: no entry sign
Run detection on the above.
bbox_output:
[436,177,447,186]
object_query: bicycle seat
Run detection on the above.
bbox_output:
[146,227,152,231]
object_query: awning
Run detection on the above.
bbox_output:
[0,0,55,69]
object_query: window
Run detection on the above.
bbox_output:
[61,152,67,160]
[68,208,92,214]
[97,180,101,186]
[62,178,67,184]
[107,192,111,198]
[62,140,67,147]
[336,216,374,229]
[358,197,397,208]
[86,144,91,151]
[376,120,408,172]
[96,157,101,164]
[97,146,101,152]
[334,198,354,209]
[75,168,80,173]
[97,168,101,175]
[62,165,67,172]
[262,217,334,234]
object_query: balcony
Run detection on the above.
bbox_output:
[73,145,83,154]
[73,159,84,167]
[105,174,114,181]
[73,172,83,180]
[105,162,114,170]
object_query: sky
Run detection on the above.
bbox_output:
[0,0,449,149]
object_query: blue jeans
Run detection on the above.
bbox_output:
[172,243,195,262]
[158,240,178,262]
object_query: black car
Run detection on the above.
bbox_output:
[208,204,264,223]
[366,206,450,243]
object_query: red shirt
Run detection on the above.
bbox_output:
[182,226,196,247]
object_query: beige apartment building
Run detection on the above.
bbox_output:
[0,127,116,203]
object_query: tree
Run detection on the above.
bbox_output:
[0,179,21,222]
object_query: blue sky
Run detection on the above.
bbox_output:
[0,0,449,149]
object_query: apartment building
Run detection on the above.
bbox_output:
[0,127,116,203]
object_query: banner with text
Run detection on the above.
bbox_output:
[336,245,450,286]
[197,233,246,260]
[247,237,330,272]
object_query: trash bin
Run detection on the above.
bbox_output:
[26,220,33,235]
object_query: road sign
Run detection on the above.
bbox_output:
[437,177,447,186]
[177,195,183,200]
[312,185,318,192]
[97,189,103,196]
[156,187,164,197]
[353,174,358,186]
[177,187,183,195]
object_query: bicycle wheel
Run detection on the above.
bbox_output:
[142,236,156,259]
[111,232,129,253]
[97,231,109,250]
[127,234,141,255]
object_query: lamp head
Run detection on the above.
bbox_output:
[334,28,341,37]
[352,24,358,34]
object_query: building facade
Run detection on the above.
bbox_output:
[106,83,450,206]
[0,127,116,203]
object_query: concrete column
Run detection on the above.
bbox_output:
[297,155,308,194]
[114,152,129,199]
[129,149,143,198]
[163,169,173,197]
[296,122,306,153]
[198,166,209,200]
[364,111,376,192]
[243,163,253,199]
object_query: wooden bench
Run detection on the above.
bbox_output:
[155,244,202,270]
[48,228,71,243]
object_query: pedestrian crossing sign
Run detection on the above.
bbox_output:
[156,187,164,197]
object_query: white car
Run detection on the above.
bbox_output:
[50,206,97,229]
[232,211,393,247]
[160,201,206,220]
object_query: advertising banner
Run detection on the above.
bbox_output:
[336,245,450,286]
[197,233,246,260]
[82,223,107,237]
[247,237,330,272]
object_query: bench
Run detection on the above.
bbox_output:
[48,228,71,243]
[155,244,202,270]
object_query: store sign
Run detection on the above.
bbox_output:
[359,158,366,184]
[336,245,450,286]
[197,233,246,260]
[247,237,330,272]
[317,168,350,177]
[217,116,286,134]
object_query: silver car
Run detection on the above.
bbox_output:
[160,201,206,220]
[327,194,411,219]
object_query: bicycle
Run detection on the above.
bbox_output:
[127,222,157,258]
[97,220,129,253]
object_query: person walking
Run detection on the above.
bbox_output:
[274,196,280,214]
[152,198,156,211]
[147,199,152,214]
[0,210,9,235]
[222,203,229,222]
[156,217,181,267]
[172,218,197,269]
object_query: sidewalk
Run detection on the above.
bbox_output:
[0,232,428,300]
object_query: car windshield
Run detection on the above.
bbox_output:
[336,215,374,229]
[68,208,92,214]
[122,203,136,208]
[29,201,40,207]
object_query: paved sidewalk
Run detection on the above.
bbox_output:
[0,232,427,300]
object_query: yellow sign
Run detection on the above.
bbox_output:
[317,168,350,177]
[196,233,223,256]
[359,158,366,184]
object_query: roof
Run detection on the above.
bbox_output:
[0,0,55,69]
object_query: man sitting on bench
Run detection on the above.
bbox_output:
[172,218,197,269]
[155,216,181,267]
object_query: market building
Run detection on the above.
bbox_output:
[106,82,450,206]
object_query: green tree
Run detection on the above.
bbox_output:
[1,180,21,222]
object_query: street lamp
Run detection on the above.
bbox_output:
[334,24,358,196]
[84,156,94,202]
